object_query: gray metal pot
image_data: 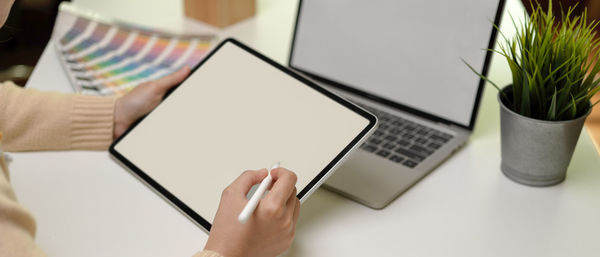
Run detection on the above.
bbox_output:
[498,87,591,186]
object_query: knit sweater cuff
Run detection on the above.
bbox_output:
[192,250,225,257]
[70,95,116,150]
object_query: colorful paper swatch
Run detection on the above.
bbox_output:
[56,16,215,96]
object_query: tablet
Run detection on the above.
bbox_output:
[109,38,377,231]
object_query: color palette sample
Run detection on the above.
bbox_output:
[56,16,215,96]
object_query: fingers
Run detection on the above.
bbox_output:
[227,169,268,196]
[292,196,300,224]
[291,193,300,235]
[287,186,300,223]
[285,187,297,209]
[285,187,298,214]
[152,66,190,92]
[265,168,297,206]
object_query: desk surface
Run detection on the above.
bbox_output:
[12,0,600,256]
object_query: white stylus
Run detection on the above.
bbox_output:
[238,162,280,224]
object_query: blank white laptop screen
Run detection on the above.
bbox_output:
[111,39,376,231]
[291,0,499,126]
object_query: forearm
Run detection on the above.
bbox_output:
[0,82,115,151]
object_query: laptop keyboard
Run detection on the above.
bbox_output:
[357,104,454,168]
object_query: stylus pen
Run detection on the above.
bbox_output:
[238,162,280,224]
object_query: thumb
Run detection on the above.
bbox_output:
[228,169,269,196]
[153,66,190,92]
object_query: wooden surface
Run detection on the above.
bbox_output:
[185,0,255,28]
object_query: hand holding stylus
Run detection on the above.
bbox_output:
[204,167,300,257]
[238,162,280,224]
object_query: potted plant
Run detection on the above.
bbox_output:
[466,1,600,186]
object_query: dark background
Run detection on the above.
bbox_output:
[0,0,64,86]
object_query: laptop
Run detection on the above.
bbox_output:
[289,0,505,209]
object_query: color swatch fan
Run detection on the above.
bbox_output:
[54,8,215,96]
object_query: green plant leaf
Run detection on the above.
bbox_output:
[461,58,510,104]
[570,94,577,119]
[521,70,531,116]
[462,0,600,120]
[547,89,557,120]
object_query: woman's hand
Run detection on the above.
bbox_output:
[113,66,190,139]
[205,168,300,257]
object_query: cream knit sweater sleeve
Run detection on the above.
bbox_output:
[0,82,223,257]
[0,82,115,151]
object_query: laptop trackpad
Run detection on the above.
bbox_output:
[324,151,422,209]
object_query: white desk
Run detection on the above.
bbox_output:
[13,0,600,256]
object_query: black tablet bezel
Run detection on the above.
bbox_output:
[288,0,506,131]
[109,38,377,231]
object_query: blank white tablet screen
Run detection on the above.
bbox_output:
[114,41,371,224]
